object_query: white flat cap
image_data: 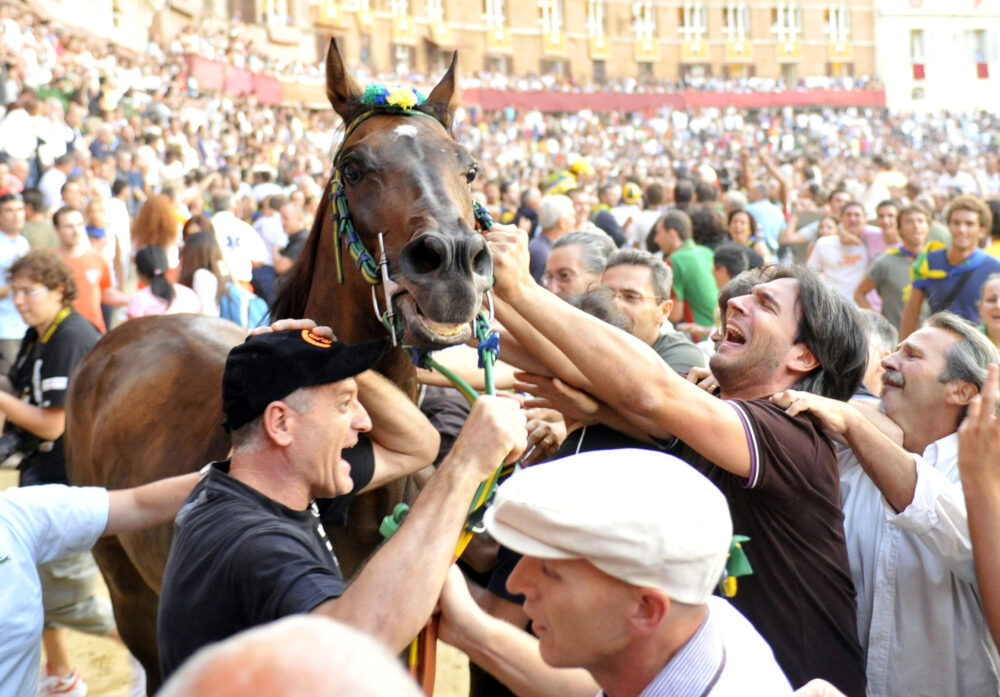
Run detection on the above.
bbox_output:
[484,448,732,605]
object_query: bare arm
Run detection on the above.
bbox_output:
[104,472,200,536]
[314,397,527,652]
[354,369,440,492]
[415,345,518,391]
[762,155,789,208]
[853,276,876,310]
[488,225,752,478]
[102,287,130,307]
[0,391,64,441]
[899,287,924,340]
[437,565,599,697]
[957,365,1000,647]
[772,390,916,511]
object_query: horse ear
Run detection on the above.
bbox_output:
[421,52,459,130]
[325,38,363,123]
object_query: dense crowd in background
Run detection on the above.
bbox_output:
[5,1,1000,696]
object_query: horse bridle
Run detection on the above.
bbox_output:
[328,104,494,348]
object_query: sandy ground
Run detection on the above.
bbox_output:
[3,466,470,697]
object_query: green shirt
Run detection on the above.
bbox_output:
[652,327,707,377]
[668,240,718,327]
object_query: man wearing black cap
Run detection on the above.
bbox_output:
[157,324,527,679]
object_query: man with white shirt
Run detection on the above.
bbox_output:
[0,192,28,372]
[37,154,73,212]
[250,194,287,303]
[438,449,793,697]
[210,190,267,287]
[773,312,1000,697]
[937,156,980,196]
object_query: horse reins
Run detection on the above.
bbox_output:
[329,87,504,694]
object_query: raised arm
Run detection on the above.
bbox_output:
[957,365,1000,647]
[105,472,200,537]
[315,396,527,652]
[437,565,599,697]
[487,225,752,477]
[772,390,916,511]
[853,276,876,310]
[354,368,440,491]
[899,287,925,340]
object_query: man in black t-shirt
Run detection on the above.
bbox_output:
[487,226,870,696]
[157,324,527,680]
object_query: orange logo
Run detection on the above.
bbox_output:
[301,329,332,348]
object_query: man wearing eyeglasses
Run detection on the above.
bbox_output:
[601,248,706,376]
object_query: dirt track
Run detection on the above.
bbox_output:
[2,467,470,696]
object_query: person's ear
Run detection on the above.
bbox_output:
[262,401,294,447]
[946,380,979,408]
[659,297,673,321]
[790,344,820,374]
[629,588,668,636]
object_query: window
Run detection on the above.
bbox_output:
[631,0,656,41]
[588,0,608,40]
[593,59,607,84]
[262,0,291,25]
[770,2,802,43]
[484,0,506,28]
[426,0,445,25]
[540,0,564,35]
[389,0,409,18]
[678,2,708,42]
[722,3,750,42]
[910,29,925,63]
[228,0,257,22]
[541,58,568,76]
[823,5,850,43]
[971,29,987,63]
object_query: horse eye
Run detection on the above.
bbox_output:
[342,163,361,182]
[466,165,478,183]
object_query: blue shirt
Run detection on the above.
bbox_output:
[599,597,792,697]
[745,200,786,254]
[912,248,1000,322]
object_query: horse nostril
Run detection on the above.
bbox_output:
[472,245,492,277]
[403,236,445,275]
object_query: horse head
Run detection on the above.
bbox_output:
[324,40,493,351]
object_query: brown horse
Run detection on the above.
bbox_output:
[64,39,491,692]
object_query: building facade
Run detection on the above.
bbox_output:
[314,0,877,84]
[875,0,999,112]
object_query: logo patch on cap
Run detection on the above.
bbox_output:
[301,329,333,348]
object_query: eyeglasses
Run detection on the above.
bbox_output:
[10,286,48,299]
[608,289,661,304]
[542,269,578,286]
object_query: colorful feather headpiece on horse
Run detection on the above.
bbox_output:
[360,83,427,112]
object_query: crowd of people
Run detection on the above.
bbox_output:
[3,1,1000,697]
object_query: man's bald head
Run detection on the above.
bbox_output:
[158,616,424,697]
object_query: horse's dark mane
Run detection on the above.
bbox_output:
[270,183,330,321]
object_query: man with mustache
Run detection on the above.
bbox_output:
[772,313,1000,697]
[486,226,869,694]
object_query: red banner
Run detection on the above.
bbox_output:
[459,87,886,112]
[182,54,886,112]
[252,74,282,106]
[225,66,252,96]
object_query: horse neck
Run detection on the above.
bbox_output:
[305,210,418,399]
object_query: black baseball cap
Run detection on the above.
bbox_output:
[221,329,388,431]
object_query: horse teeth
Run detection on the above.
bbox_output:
[422,318,463,336]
